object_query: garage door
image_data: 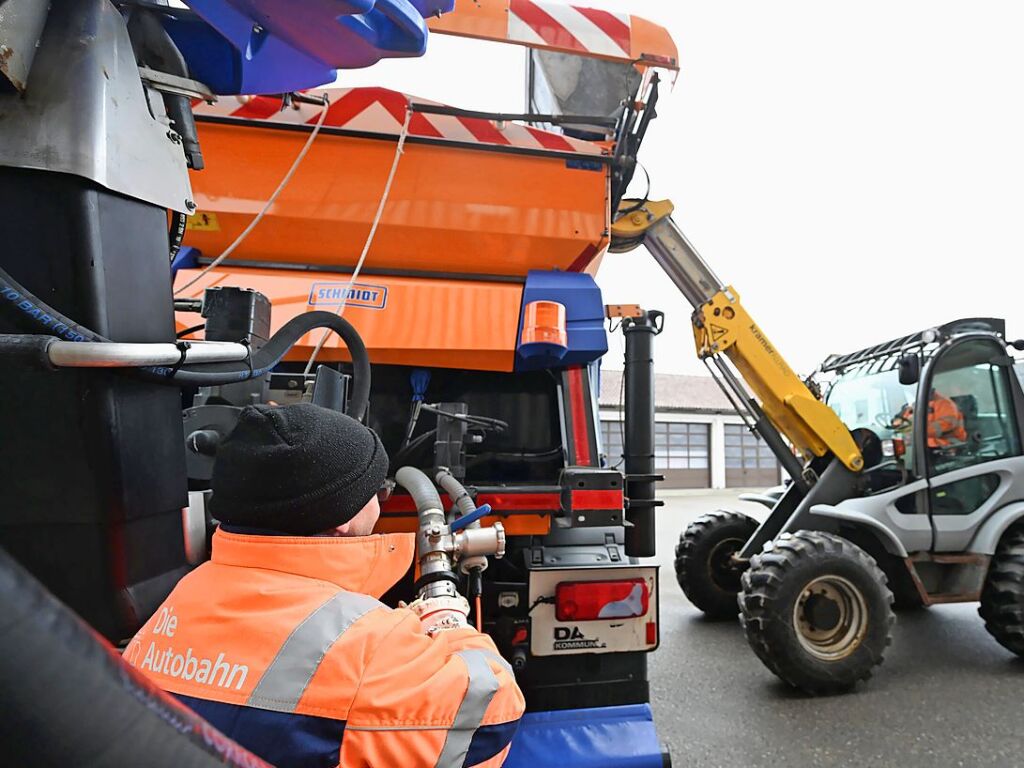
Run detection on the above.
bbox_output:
[655,421,710,488]
[724,424,780,488]
[600,421,711,489]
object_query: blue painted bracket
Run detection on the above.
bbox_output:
[515,270,609,372]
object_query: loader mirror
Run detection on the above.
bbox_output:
[898,354,921,386]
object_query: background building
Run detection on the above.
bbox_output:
[598,371,783,490]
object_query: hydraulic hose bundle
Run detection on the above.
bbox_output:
[0,266,372,418]
[395,467,505,606]
[435,468,489,630]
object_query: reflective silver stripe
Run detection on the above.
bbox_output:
[478,649,513,676]
[434,649,500,768]
[246,591,381,712]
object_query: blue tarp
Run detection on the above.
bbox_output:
[505,704,666,768]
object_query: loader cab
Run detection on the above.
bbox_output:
[826,319,1024,544]
[912,331,1024,545]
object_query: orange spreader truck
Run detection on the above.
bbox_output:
[168,5,679,765]
[0,2,681,767]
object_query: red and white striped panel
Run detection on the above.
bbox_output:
[508,0,631,59]
[193,86,604,156]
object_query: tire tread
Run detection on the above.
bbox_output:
[738,530,894,695]
[979,527,1024,656]
[674,510,758,619]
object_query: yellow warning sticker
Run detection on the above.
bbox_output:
[710,324,728,341]
[186,212,220,232]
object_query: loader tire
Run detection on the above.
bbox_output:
[979,527,1024,657]
[675,510,757,620]
[739,531,894,696]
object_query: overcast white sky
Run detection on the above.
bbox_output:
[340,1,1024,376]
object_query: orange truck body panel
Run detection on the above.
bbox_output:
[174,266,524,372]
[183,97,610,279]
[178,85,616,371]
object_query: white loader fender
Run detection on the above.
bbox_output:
[968,502,1024,555]
[808,504,909,558]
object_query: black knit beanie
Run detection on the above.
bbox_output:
[211,403,388,536]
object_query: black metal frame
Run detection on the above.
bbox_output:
[610,73,660,212]
[193,114,614,166]
[821,317,1006,373]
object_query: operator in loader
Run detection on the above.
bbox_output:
[125,403,524,768]
[891,388,968,448]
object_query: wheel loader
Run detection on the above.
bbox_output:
[612,200,1024,695]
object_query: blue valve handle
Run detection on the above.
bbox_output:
[449,504,492,533]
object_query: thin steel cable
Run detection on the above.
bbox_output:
[303,106,413,375]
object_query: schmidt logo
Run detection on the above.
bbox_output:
[309,282,388,310]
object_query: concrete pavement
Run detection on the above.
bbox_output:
[647,491,1024,768]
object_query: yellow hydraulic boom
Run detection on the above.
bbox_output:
[611,200,864,486]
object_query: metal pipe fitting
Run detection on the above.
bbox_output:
[397,466,458,600]
[436,467,491,574]
[398,466,507,597]
[455,524,505,561]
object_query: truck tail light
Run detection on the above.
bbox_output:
[555,578,650,622]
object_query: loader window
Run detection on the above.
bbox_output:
[827,366,918,439]
[927,339,1021,477]
[930,474,1000,516]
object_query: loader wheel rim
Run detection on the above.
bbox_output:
[793,575,868,661]
[708,537,745,592]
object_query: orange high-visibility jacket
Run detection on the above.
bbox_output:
[125,529,525,768]
[927,393,967,448]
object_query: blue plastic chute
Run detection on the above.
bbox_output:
[167,0,455,95]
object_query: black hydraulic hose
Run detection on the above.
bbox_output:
[390,429,437,470]
[0,267,99,345]
[0,548,272,768]
[0,333,56,368]
[169,210,187,261]
[419,403,508,432]
[396,466,443,513]
[0,266,372,419]
[177,323,206,339]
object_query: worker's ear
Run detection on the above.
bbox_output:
[898,354,921,386]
